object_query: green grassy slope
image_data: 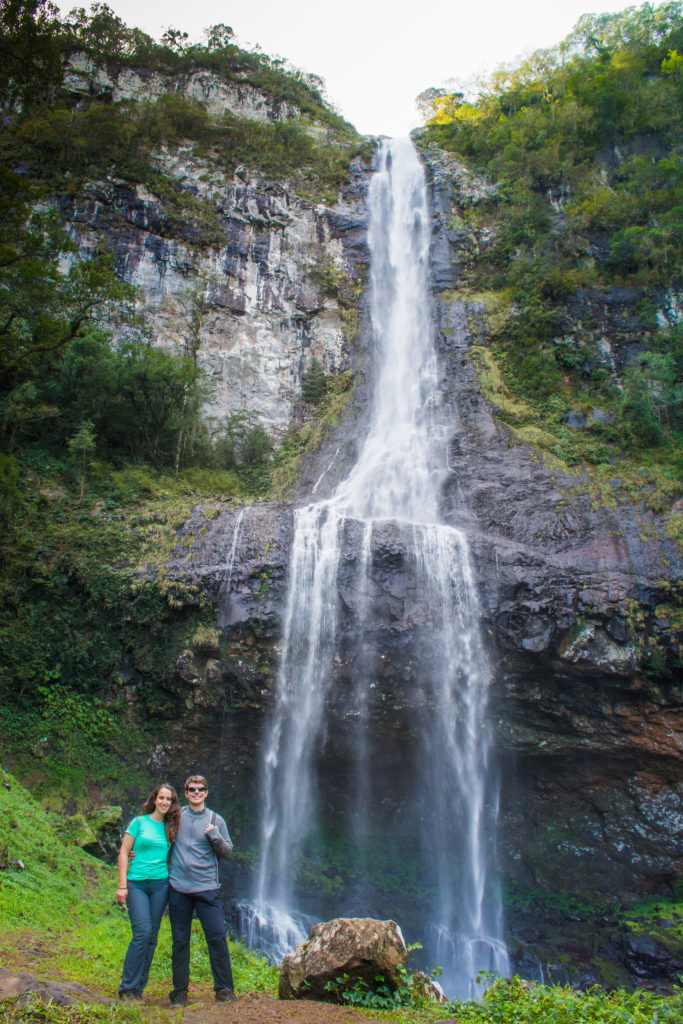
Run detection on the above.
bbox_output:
[0,768,278,1011]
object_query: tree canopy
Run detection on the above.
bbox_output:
[419,1,682,464]
[0,0,63,109]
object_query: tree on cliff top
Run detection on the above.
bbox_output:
[0,0,63,109]
[0,168,134,390]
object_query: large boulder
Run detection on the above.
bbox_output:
[279,917,407,1002]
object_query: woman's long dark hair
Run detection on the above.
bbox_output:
[140,783,181,844]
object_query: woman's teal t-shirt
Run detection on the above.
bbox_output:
[125,815,170,881]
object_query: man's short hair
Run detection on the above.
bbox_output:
[184,774,208,790]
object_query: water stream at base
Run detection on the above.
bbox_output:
[236,139,508,998]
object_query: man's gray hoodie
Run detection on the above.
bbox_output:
[169,806,232,893]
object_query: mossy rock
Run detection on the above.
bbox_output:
[53,806,122,863]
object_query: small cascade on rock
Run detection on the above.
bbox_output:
[241,139,508,997]
[218,508,246,630]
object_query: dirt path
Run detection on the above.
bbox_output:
[164,990,377,1024]
[0,938,381,1024]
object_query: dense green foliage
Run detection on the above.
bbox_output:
[300,357,330,405]
[0,170,134,389]
[0,3,360,209]
[0,0,63,109]
[326,971,683,1021]
[446,975,683,1023]
[5,93,357,208]
[0,463,210,794]
[419,2,682,473]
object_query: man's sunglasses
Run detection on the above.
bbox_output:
[186,786,206,794]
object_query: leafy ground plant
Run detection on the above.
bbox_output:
[443,975,683,1024]
[0,996,142,1024]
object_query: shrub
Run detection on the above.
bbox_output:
[301,357,329,405]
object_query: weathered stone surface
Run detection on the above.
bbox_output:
[620,933,683,983]
[50,806,122,863]
[0,968,111,1006]
[65,52,300,123]
[59,163,362,434]
[57,65,371,435]
[411,972,447,1003]
[78,806,123,863]
[279,918,407,1001]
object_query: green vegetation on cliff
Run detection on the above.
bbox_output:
[0,3,366,784]
[419,2,682,481]
[1,2,363,214]
[58,3,353,135]
[0,2,335,511]
[0,461,218,798]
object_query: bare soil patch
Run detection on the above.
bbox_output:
[0,936,377,1024]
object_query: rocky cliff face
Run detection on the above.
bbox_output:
[65,52,302,123]
[55,62,680,983]
[59,56,369,434]
[423,148,682,910]
[124,138,683,989]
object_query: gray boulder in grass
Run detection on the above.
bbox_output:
[279,917,407,1002]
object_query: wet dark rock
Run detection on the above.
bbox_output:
[620,933,683,983]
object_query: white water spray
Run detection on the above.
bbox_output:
[218,508,247,630]
[242,139,508,996]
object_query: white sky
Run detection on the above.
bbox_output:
[56,1,650,136]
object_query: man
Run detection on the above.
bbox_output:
[168,774,235,1005]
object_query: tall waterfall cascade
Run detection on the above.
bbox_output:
[236,139,509,998]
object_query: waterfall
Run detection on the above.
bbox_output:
[240,138,508,997]
[218,507,246,630]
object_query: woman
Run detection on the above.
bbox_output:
[116,783,180,1000]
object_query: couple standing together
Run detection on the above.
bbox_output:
[116,775,235,1005]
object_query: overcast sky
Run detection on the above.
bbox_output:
[56,1,650,135]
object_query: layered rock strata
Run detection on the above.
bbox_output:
[59,62,369,433]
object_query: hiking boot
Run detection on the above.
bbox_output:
[118,990,142,1001]
[169,988,188,1006]
[215,988,236,1002]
